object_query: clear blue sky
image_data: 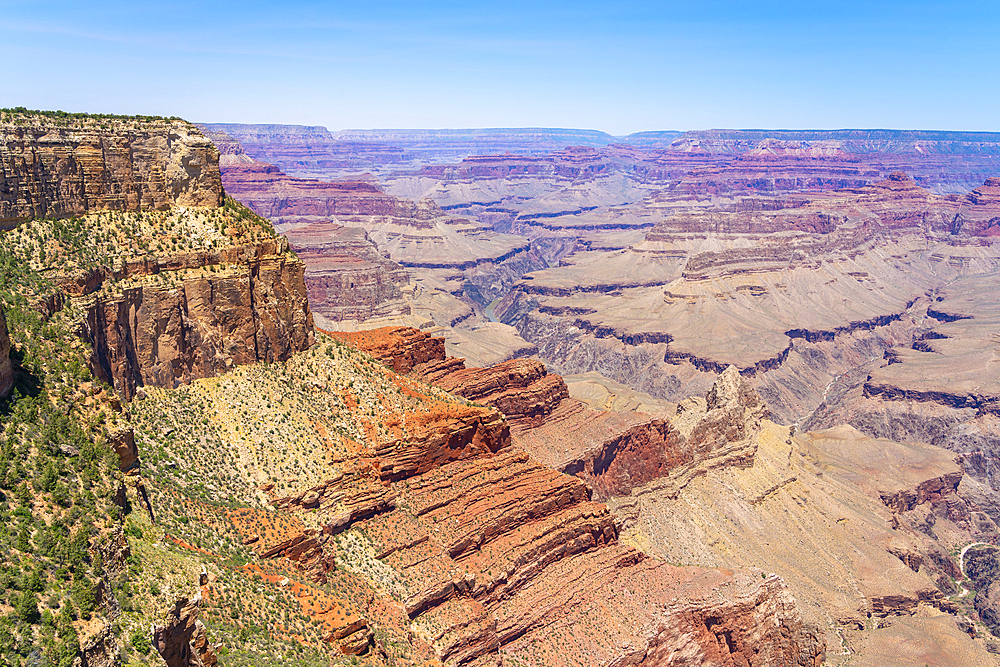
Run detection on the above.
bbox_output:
[2,1,998,134]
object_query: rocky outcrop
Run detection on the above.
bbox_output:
[634,573,825,667]
[376,403,510,482]
[562,367,767,500]
[254,329,824,666]
[331,327,571,427]
[80,242,313,400]
[572,419,688,498]
[108,426,139,471]
[879,471,964,514]
[79,622,123,667]
[952,177,1000,236]
[330,326,763,502]
[329,326,446,374]
[0,113,315,401]
[0,112,223,225]
[153,593,217,667]
[423,358,570,426]
[0,305,12,396]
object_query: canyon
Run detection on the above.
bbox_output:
[3,108,1000,667]
[198,121,1000,664]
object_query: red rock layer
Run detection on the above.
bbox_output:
[332,327,770,503]
[361,449,823,666]
[327,327,446,374]
[242,329,826,665]
[0,115,223,224]
[329,327,571,427]
[420,359,570,427]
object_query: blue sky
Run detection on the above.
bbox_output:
[2,1,998,134]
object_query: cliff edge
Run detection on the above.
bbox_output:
[1,109,223,225]
[0,110,313,399]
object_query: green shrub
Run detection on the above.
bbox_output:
[130,627,151,655]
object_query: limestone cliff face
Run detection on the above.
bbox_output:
[0,112,223,225]
[80,239,313,401]
[0,111,315,401]
[0,306,12,396]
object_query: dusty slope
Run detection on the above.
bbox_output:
[128,332,826,667]
[599,373,1000,666]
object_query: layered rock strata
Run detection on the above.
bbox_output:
[218,161,421,226]
[329,327,773,503]
[489,173,1000,427]
[329,327,570,427]
[0,111,223,224]
[80,238,313,400]
[0,115,315,400]
[361,448,824,667]
[284,222,410,324]
[215,150,544,345]
[953,177,1000,237]
[197,123,406,177]
[800,271,1000,517]
[235,328,826,665]
[330,326,1000,661]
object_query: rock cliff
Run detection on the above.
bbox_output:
[0,113,314,400]
[80,237,313,400]
[0,110,223,225]
[284,222,410,325]
[131,332,825,667]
